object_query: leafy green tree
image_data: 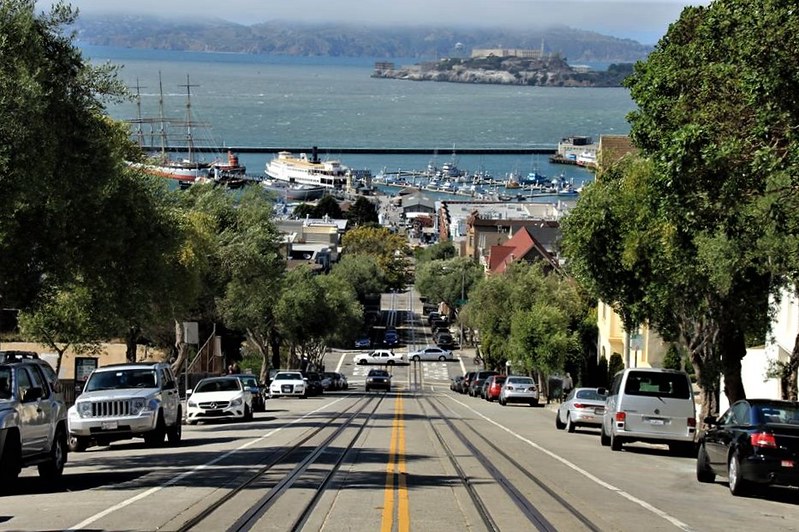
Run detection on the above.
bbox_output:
[342,226,410,289]
[608,353,625,381]
[662,344,683,371]
[346,196,379,227]
[414,241,456,263]
[215,187,285,384]
[462,273,514,370]
[329,254,386,302]
[415,257,481,315]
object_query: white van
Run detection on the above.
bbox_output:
[600,368,697,455]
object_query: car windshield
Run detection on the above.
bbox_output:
[754,403,799,425]
[624,371,690,399]
[275,372,302,380]
[84,368,157,391]
[369,370,389,377]
[507,377,533,385]
[240,377,258,387]
[575,389,606,401]
[195,378,241,393]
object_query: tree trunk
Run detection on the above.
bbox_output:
[270,330,281,373]
[170,319,190,376]
[785,329,799,401]
[245,328,270,385]
[720,322,746,405]
[125,326,140,363]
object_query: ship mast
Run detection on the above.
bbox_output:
[178,74,200,164]
[158,71,168,159]
[132,78,146,148]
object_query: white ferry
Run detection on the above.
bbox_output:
[264,147,348,189]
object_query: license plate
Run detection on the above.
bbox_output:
[782,460,795,468]
[101,421,118,430]
[594,407,605,415]
[648,418,665,425]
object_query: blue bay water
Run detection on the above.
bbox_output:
[83,45,636,185]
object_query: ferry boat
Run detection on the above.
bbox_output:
[265,147,348,189]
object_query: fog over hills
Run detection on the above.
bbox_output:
[71,15,653,63]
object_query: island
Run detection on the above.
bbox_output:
[372,49,634,88]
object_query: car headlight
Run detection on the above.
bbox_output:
[143,398,160,412]
[230,397,243,407]
[187,399,198,407]
[130,398,147,415]
[77,402,92,418]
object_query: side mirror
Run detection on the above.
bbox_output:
[187,389,193,396]
[597,387,607,396]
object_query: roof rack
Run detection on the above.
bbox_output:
[0,350,40,362]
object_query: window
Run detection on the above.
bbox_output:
[623,371,690,399]
[27,365,49,399]
[16,367,33,401]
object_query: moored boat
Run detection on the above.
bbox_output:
[260,178,326,201]
[265,147,348,189]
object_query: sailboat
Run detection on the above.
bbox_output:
[130,74,241,184]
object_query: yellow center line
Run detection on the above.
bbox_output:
[381,393,409,532]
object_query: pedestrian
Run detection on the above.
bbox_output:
[562,372,573,401]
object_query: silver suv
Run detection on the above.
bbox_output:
[0,353,69,483]
[68,362,182,451]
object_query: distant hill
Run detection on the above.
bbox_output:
[70,15,653,63]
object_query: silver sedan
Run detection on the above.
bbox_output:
[555,387,607,432]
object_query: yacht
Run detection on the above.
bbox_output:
[265,147,348,189]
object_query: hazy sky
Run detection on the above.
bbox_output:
[62,0,709,44]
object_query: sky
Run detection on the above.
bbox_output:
[59,0,710,44]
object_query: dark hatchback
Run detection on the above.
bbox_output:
[697,399,799,496]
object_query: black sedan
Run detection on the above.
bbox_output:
[365,369,391,392]
[697,399,799,495]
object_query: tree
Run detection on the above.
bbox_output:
[415,257,481,315]
[215,186,285,384]
[346,196,379,227]
[0,1,129,310]
[329,254,386,303]
[342,226,410,289]
[414,241,456,263]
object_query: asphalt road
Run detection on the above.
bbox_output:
[6,290,799,531]
[7,360,799,531]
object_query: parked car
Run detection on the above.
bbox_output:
[353,349,406,365]
[186,376,254,424]
[0,356,69,482]
[460,371,477,394]
[600,368,696,455]
[450,375,464,391]
[383,329,399,347]
[354,336,372,349]
[435,332,456,349]
[697,399,799,496]
[268,371,307,398]
[321,372,341,391]
[499,375,539,406]
[68,362,182,452]
[365,369,392,392]
[408,346,453,362]
[230,374,266,412]
[556,388,607,432]
[469,371,499,397]
[426,312,442,325]
[336,372,349,390]
[484,375,507,402]
[302,372,324,396]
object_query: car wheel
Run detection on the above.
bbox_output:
[358,359,367,365]
[167,409,183,445]
[388,360,395,365]
[600,424,610,447]
[39,427,67,480]
[696,443,716,483]
[0,432,21,482]
[728,451,749,496]
[486,394,493,402]
[144,411,166,447]
[69,435,91,452]
[529,400,537,407]
[241,404,252,421]
[566,413,575,433]
[500,397,506,406]
[412,355,420,362]
[555,412,566,430]
[365,386,370,392]
[610,431,623,451]
[438,355,446,361]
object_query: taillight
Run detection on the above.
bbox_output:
[573,403,585,409]
[687,417,696,428]
[615,412,626,428]
[750,432,777,448]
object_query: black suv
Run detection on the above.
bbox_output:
[302,371,324,396]
[0,353,69,483]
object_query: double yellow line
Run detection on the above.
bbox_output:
[381,393,409,532]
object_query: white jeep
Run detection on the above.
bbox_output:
[68,362,182,451]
